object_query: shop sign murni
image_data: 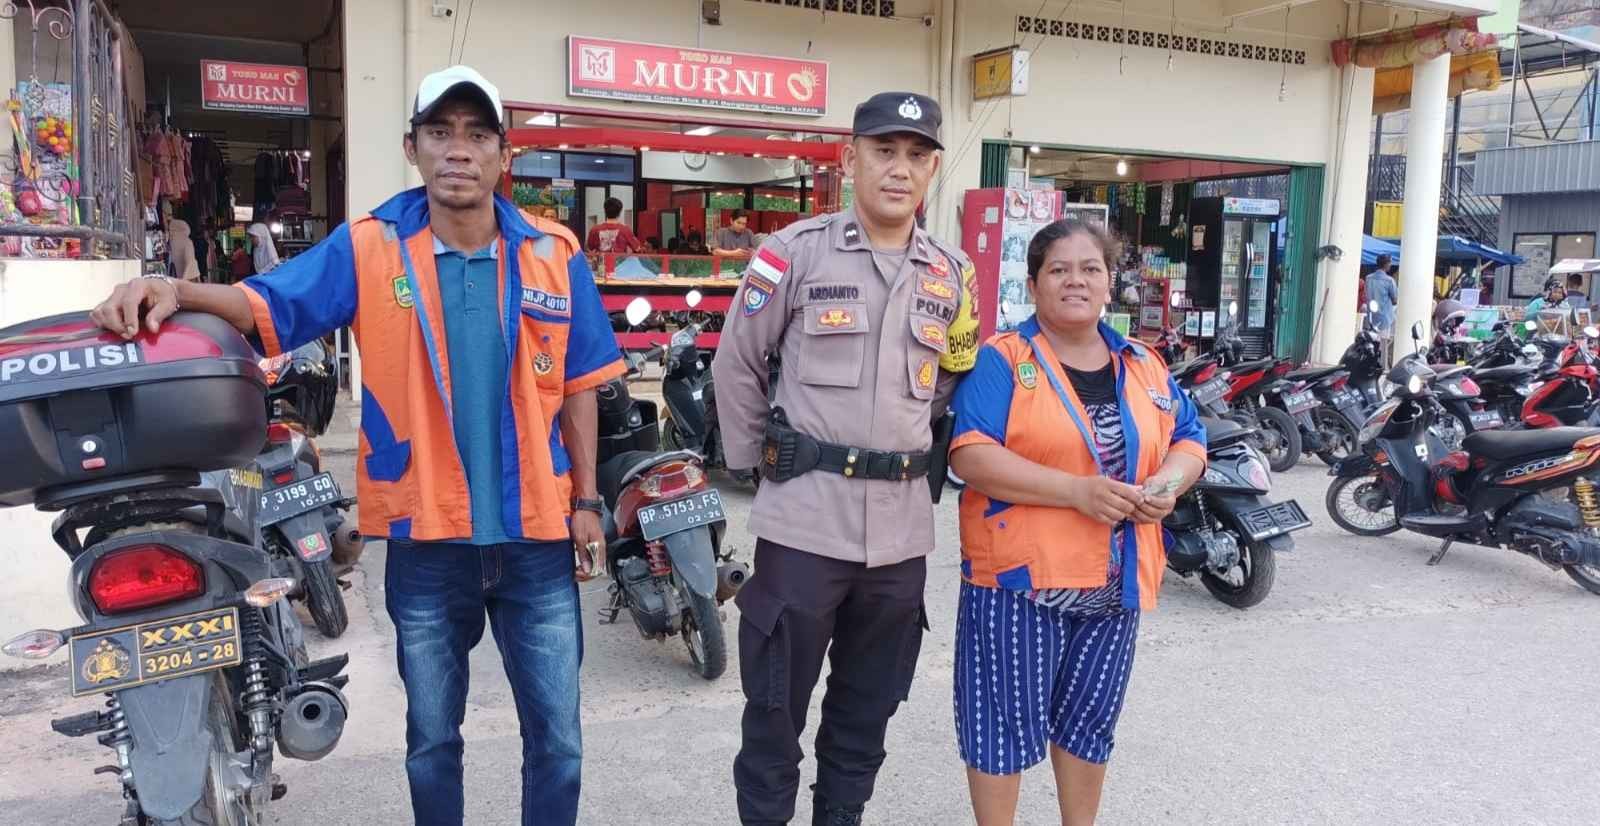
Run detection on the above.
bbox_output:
[201,61,310,116]
[568,36,827,117]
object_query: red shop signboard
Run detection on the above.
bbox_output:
[568,36,827,117]
[201,60,309,116]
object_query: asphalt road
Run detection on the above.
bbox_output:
[3,445,1598,825]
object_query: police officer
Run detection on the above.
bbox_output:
[712,92,978,826]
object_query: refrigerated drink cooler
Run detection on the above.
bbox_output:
[1186,196,1283,358]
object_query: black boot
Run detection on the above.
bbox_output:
[811,791,863,826]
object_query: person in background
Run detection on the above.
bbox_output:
[89,65,621,826]
[948,219,1206,826]
[586,196,641,254]
[685,230,709,256]
[644,236,660,252]
[713,208,757,256]
[167,218,201,281]
[1364,253,1398,357]
[248,221,281,274]
[1564,272,1588,311]
[1526,277,1568,315]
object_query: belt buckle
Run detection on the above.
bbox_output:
[863,450,907,481]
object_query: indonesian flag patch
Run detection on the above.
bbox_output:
[748,246,789,288]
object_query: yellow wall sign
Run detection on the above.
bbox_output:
[974,48,1030,100]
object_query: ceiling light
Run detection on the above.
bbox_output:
[1116,160,1129,176]
[541,154,554,160]
[639,146,650,152]
[787,154,798,160]
[714,151,727,156]
[817,165,828,171]
[1029,145,1041,154]
[685,125,719,136]
[595,158,605,164]
[753,152,763,158]
[558,143,570,149]
[524,113,557,126]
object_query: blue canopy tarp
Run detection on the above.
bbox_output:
[1361,235,1401,267]
[1360,234,1524,267]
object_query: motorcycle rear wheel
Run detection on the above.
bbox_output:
[1255,406,1302,472]
[1565,564,1600,596]
[681,589,727,680]
[147,674,258,825]
[304,559,349,639]
[661,418,683,450]
[1312,407,1360,465]
[1200,540,1276,609]
[1325,474,1401,536]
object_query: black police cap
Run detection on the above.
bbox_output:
[852,92,943,150]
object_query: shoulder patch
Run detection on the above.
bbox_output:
[748,246,789,286]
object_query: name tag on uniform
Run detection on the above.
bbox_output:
[1148,388,1174,412]
[522,287,571,316]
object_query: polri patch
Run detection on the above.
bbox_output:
[521,287,571,316]
[743,281,773,316]
[392,276,414,309]
[1017,361,1038,390]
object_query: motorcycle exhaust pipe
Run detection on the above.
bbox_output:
[276,682,348,762]
[715,561,750,603]
[330,521,366,569]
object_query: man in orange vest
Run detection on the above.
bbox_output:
[89,66,622,826]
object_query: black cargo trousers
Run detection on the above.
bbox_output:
[732,539,929,825]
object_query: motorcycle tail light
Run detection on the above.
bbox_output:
[88,544,205,615]
[1460,377,1481,396]
[637,461,705,500]
[1240,457,1272,490]
[1330,375,1349,390]
[1195,364,1216,383]
[273,469,295,485]
[267,423,296,444]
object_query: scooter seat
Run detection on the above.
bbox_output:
[1201,416,1254,447]
[1169,357,1214,382]
[1462,426,1600,461]
[1470,364,1535,385]
[1430,365,1471,380]
[1284,365,1343,382]
[1229,357,1276,375]
[597,449,707,509]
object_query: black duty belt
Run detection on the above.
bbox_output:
[763,407,931,482]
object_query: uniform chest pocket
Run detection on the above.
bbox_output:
[520,307,570,390]
[797,301,870,388]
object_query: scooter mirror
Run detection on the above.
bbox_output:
[624,297,652,327]
[1368,299,1379,313]
[685,289,704,309]
[1411,321,1422,342]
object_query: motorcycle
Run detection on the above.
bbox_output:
[1213,314,1303,472]
[252,340,363,638]
[596,298,747,680]
[1163,416,1311,608]
[0,311,350,824]
[658,290,769,489]
[1324,326,1600,595]
[1520,324,1600,429]
[1283,363,1364,464]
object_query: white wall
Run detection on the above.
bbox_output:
[0,259,141,668]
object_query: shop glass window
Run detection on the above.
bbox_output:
[1555,233,1596,263]
[1510,234,1554,298]
[512,152,561,178]
[564,152,635,183]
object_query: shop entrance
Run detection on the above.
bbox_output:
[972,142,1324,361]
[504,107,849,349]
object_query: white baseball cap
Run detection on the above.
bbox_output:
[411,65,504,131]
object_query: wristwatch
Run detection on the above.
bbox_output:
[572,496,604,515]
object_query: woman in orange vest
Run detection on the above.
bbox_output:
[948,219,1207,825]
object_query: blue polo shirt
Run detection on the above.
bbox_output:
[435,237,510,544]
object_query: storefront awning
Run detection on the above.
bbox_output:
[505,126,845,165]
[1372,50,1501,115]
[1363,234,1525,266]
[1362,234,1402,266]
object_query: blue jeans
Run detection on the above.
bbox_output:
[385,540,583,826]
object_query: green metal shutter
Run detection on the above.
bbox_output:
[1277,166,1325,360]
[980,141,1010,189]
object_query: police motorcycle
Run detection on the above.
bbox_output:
[596,298,747,680]
[1325,322,1600,595]
[0,311,350,825]
[1163,416,1312,608]
[252,338,363,638]
[657,290,769,489]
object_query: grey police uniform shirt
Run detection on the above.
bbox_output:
[710,207,974,567]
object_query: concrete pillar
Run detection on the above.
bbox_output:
[1311,63,1376,365]
[1393,51,1450,362]
[0,15,15,152]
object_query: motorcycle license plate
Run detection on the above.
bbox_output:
[1470,410,1504,429]
[638,489,726,541]
[258,472,342,527]
[1331,389,1360,408]
[68,607,242,697]
[1235,500,1313,542]
[1193,378,1228,405]
[1285,391,1318,414]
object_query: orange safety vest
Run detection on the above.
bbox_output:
[950,317,1208,610]
[238,188,624,542]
